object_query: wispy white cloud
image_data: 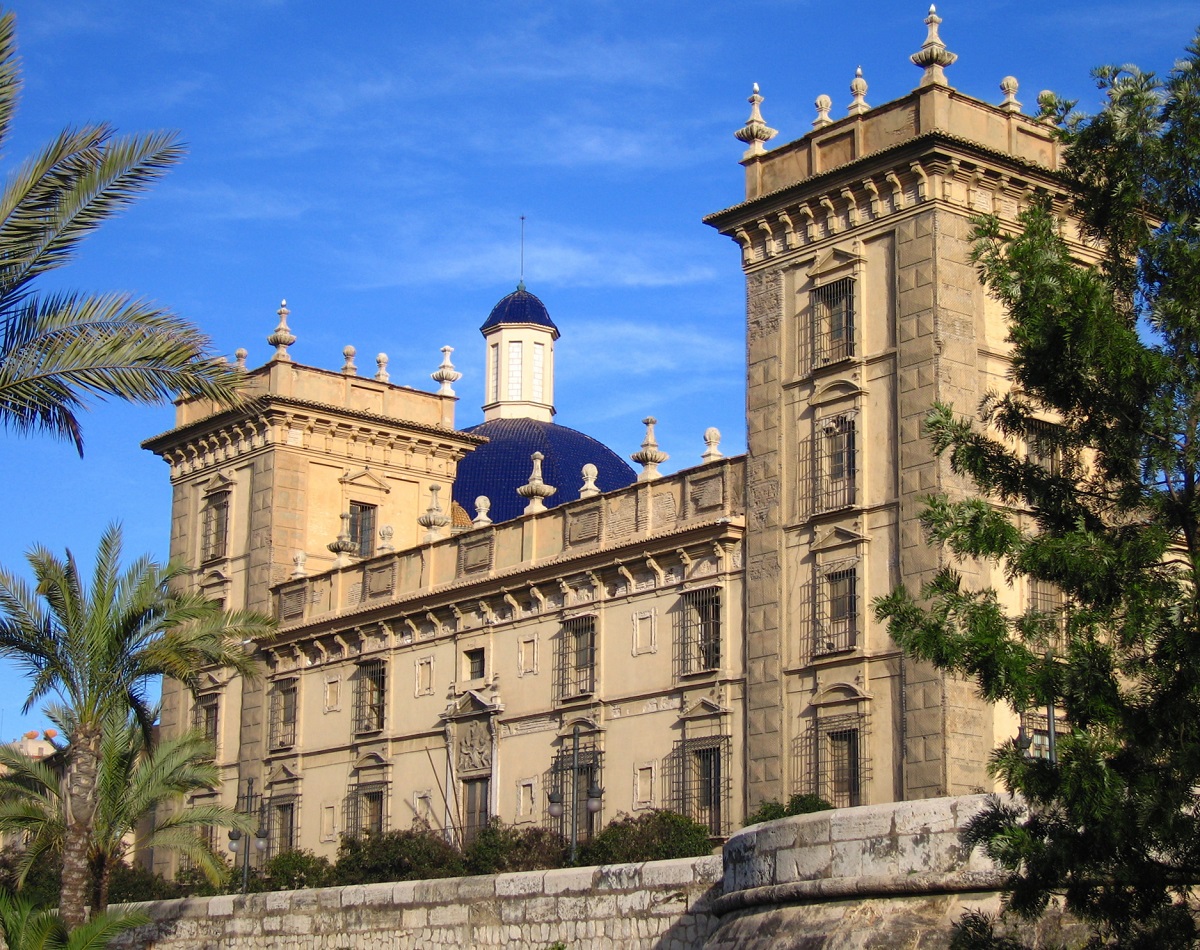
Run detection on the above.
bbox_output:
[162,180,315,223]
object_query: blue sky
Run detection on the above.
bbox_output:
[0,1,1194,739]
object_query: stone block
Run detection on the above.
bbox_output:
[403,906,428,928]
[281,914,313,934]
[595,863,640,891]
[894,797,957,836]
[641,857,703,887]
[832,803,897,843]
[392,880,418,904]
[542,866,595,893]
[430,903,468,925]
[495,871,545,896]
[773,842,832,882]
[206,895,235,918]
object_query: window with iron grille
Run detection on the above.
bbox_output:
[546,742,602,842]
[811,278,855,369]
[268,680,298,750]
[1027,420,1063,476]
[676,588,721,676]
[268,796,297,857]
[1029,578,1067,652]
[349,502,377,558]
[353,660,386,733]
[464,648,486,681]
[814,567,858,656]
[555,617,596,703]
[344,782,388,838]
[1021,709,1069,761]
[201,492,230,562]
[796,711,870,808]
[813,415,856,511]
[193,695,219,746]
[669,737,731,837]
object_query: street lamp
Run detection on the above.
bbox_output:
[547,724,603,864]
[227,777,268,894]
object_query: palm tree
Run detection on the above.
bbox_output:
[0,9,244,455]
[0,714,254,913]
[0,523,274,927]
[0,891,145,950]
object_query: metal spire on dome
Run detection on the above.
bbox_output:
[519,214,526,292]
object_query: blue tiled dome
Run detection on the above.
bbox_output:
[453,418,636,524]
[479,283,559,336]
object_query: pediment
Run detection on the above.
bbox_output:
[811,379,866,407]
[679,697,728,721]
[266,763,300,784]
[812,526,867,553]
[196,671,223,692]
[352,751,388,770]
[339,467,390,493]
[556,716,601,738]
[199,569,229,587]
[200,472,235,496]
[441,689,500,721]
[811,682,868,706]
[807,244,863,281]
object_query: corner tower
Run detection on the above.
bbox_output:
[481,282,559,423]
[706,8,1083,809]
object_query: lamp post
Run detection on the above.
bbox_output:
[227,777,268,894]
[547,724,603,864]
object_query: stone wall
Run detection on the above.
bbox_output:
[112,856,723,950]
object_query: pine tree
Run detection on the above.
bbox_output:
[875,31,1200,950]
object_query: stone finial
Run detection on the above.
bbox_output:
[342,345,357,376]
[1037,90,1058,123]
[375,353,390,383]
[847,67,869,116]
[813,94,833,129]
[631,417,669,482]
[234,348,248,370]
[417,485,451,543]
[579,463,600,499]
[702,427,724,463]
[473,496,493,527]
[999,76,1021,113]
[517,452,557,514]
[268,299,296,361]
[327,512,358,564]
[431,345,462,396]
[378,524,395,553]
[910,4,957,87]
[734,83,778,160]
[290,550,307,579]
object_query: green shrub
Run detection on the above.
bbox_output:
[743,793,833,827]
[0,847,60,909]
[107,861,182,903]
[261,849,336,891]
[334,823,465,885]
[174,854,233,897]
[577,811,713,866]
[463,821,567,875]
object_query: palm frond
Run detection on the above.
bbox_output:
[0,12,20,149]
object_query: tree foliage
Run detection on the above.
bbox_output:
[576,811,713,867]
[875,31,1200,950]
[0,524,273,926]
[0,9,246,455]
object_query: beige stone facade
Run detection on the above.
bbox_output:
[143,11,1095,878]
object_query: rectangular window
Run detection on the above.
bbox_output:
[324,677,341,712]
[414,790,434,824]
[814,415,856,511]
[632,609,657,655]
[671,737,730,836]
[201,492,230,562]
[547,742,602,843]
[488,343,499,403]
[345,782,387,837]
[270,798,297,856]
[1021,709,1069,761]
[815,567,858,656]
[507,341,523,400]
[798,712,870,809]
[532,343,545,402]
[464,647,486,681]
[518,637,538,676]
[517,779,536,821]
[268,680,298,750]
[349,502,377,558]
[635,764,655,809]
[353,660,386,733]
[1029,578,1067,652]
[415,656,434,696]
[556,616,596,702]
[1027,420,1063,476]
[462,777,490,846]
[193,696,219,746]
[812,277,855,368]
[321,804,337,841]
[677,588,721,675]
